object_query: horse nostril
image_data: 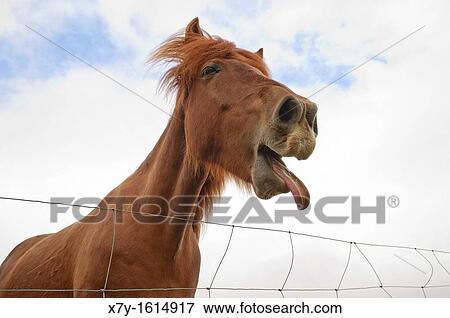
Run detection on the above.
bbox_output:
[306,104,318,136]
[277,98,300,123]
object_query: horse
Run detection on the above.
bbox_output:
[0,17,318,297]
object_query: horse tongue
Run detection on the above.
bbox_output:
[271,159,310,210]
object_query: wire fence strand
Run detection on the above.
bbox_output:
[2,285,450,294]
[354,243,384,286]
[337,242,353,296]
[102,208,117,298]
[433,250,450,276]
[281,231,295,292]
[415,249,434,288]
[208,225,235,298]
[1,196,448,254]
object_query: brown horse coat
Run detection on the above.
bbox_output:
[0,18,317,297]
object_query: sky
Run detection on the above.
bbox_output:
[1,0,450,297]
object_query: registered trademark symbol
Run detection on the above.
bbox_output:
[387,195,400,208]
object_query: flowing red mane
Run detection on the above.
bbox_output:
[148,28,269,102]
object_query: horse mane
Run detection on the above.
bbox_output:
[148,28,269,104]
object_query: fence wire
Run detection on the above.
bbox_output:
[0,195,450,298]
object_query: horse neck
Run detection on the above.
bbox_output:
[108,107,224,244]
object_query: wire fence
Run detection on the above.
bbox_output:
[0,195,449,298]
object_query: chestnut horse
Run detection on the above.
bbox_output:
[0,18,317,297]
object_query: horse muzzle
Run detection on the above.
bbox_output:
[250,95,317,210]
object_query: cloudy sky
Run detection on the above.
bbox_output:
[1,0,450,297]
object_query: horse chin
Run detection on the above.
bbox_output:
[251,147,289,200]
[251,145,310,210]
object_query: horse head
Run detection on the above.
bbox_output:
[150,17,318,210]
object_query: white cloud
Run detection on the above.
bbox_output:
[0,0,97,39]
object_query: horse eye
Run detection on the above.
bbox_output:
[202,65,219,77]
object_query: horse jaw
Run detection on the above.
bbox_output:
[251,145,310,210]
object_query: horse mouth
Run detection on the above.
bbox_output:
[251,145,310,210]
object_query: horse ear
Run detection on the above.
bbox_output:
[255,48,264,58]
[185,17,204,36]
